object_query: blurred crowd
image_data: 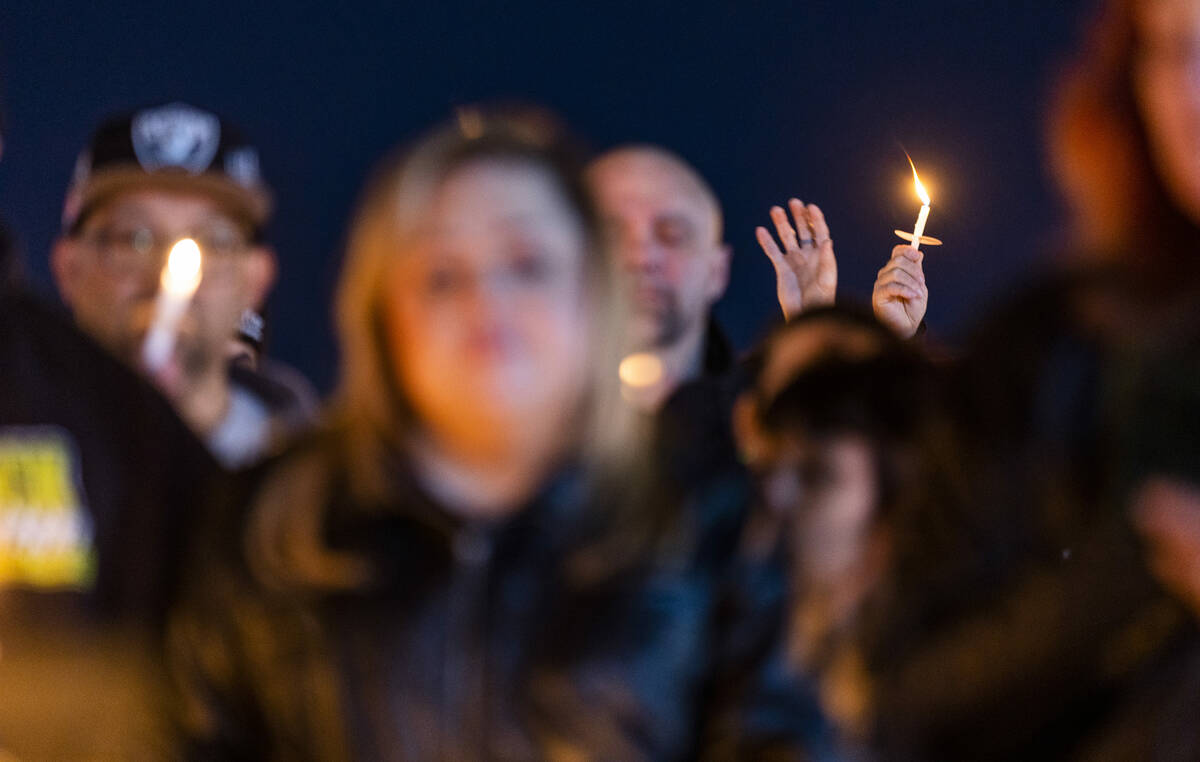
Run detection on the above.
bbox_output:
[2,0,1200,759]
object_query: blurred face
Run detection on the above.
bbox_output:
[761,434,880,585]
[52,190,273,392]
[731,319,892,582]
[382,160,592,462]
[589,152,728,351]
[1135,0,1200,222]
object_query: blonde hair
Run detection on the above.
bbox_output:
[330,113,641,505]
[244,112,655,592]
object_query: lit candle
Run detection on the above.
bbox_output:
[142,238,203,373]
[894,155,942,250]
[908,156,931,252]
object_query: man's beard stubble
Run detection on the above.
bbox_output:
[635,289,687,351]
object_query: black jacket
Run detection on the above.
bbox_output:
[0,286,218,758]
[170,429,820,761]
[861,269,1200,761]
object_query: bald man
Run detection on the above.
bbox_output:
[588,146,733,408]
[590,147,834,754]
[591,146,931,411]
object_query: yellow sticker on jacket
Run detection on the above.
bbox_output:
[0,427,96,590]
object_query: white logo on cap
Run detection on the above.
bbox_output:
[131,103,221,174]
[224,147,261,188]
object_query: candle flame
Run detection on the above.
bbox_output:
[907,154,931,206]
[162,238,203,296]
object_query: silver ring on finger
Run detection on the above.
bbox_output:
[799,238,815,247]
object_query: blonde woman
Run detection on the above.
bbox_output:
[169,112,808,760]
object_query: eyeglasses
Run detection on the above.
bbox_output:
[77,224,253,278]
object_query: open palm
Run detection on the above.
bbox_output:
[755,199,837,321]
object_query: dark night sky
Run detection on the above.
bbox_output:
[1,0,1091,392]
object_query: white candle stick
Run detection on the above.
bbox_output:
[911,203,930,251]
[908,156,932,252]
[142,238,203,373]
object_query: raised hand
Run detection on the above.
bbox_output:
[755,199,837,321]
[872,245,929,339]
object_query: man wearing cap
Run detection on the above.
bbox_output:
[51,102,312,468]
[0,96,220,756]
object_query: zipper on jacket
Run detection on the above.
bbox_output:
[442,525,493,761]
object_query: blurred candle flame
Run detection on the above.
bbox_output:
[618,352,664,389]
[142,238,203,373]
[162,238,203,296]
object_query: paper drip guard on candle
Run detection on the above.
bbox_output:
[893,230,943,246]
[142,238,203,373]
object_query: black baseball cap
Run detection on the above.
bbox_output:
[63,102,272,233]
